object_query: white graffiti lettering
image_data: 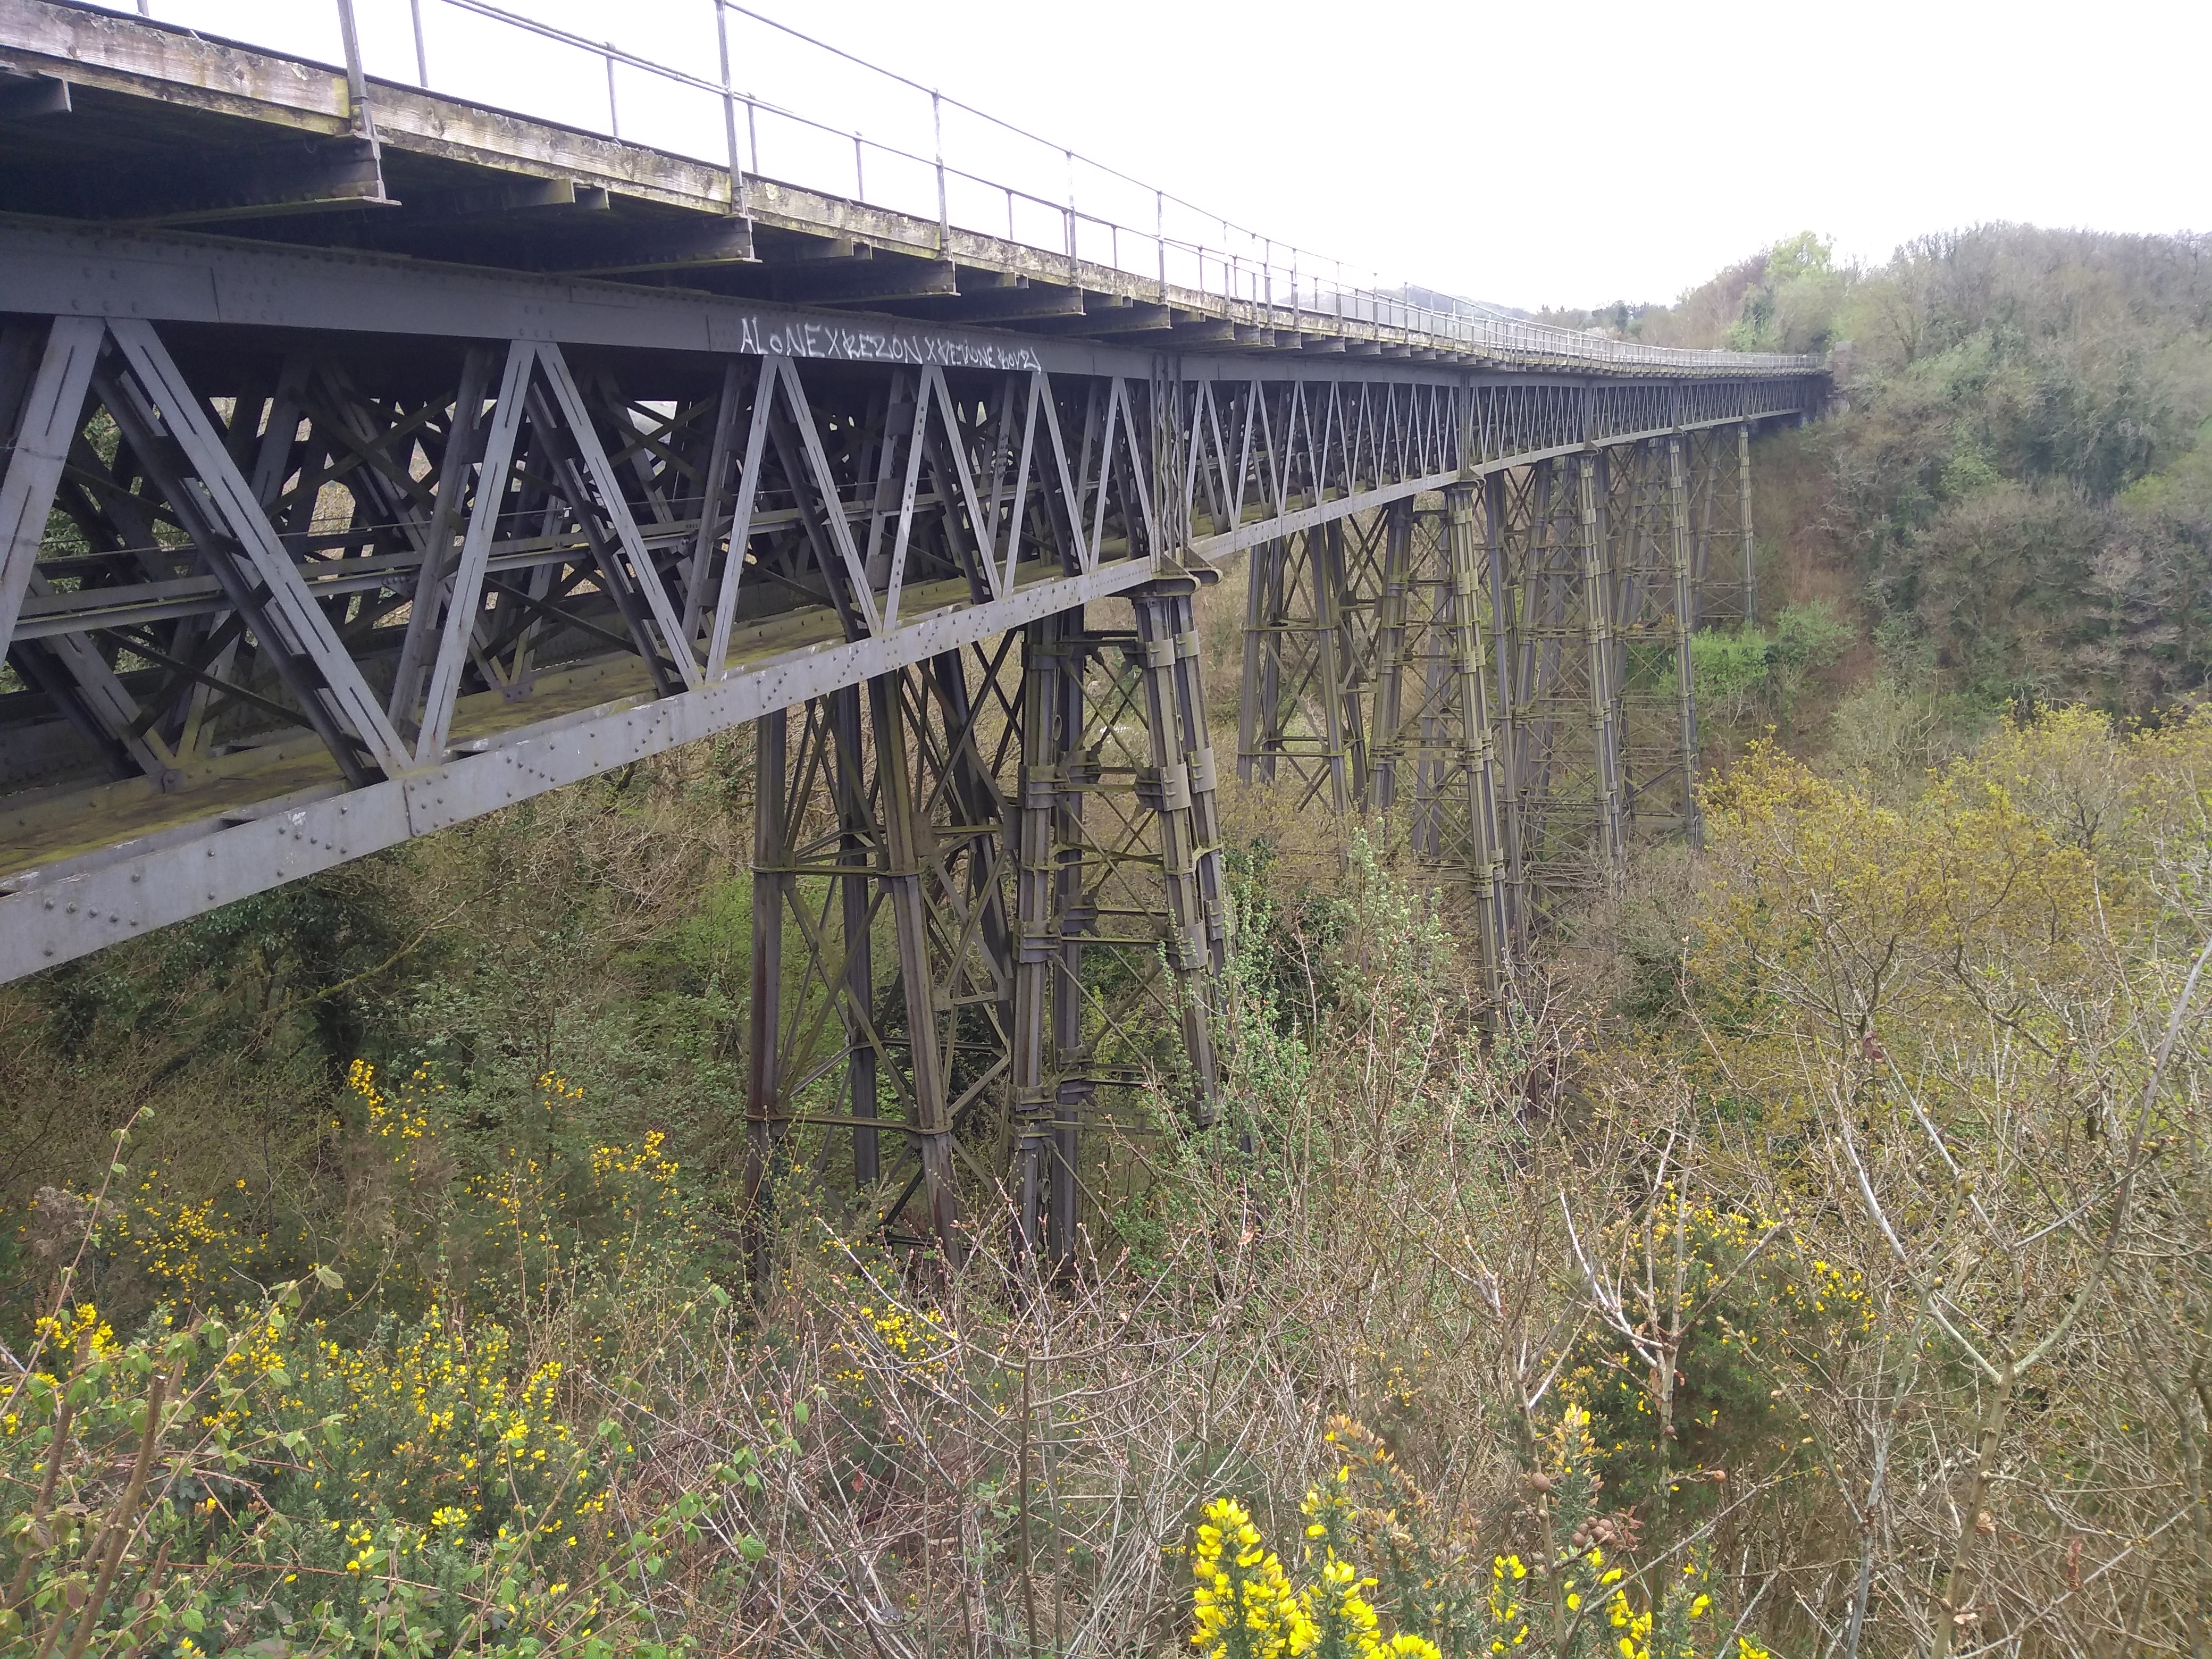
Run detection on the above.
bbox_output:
[742,313,1040,371]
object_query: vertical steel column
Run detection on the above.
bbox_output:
[1578,453,1628,870]
[1237,538,1279,782]
[868,671,962,1259]
[1011,621,1059,1258]
[1665,436,1704,849]
[1130,578,1224,1111]
[1313,523,1352,813]
[1687,429,1711,598]
[1047,629,1090,1260]
[1013,613,1097,1264]
[1513,459,1570,892]
[1368,501,1414,812]
[744,707,789,1290]
[1157,578,1231,981]
[1737,421,1757,625]
[1444,485,1508,999]
[1482,475,1526,953]
[829,683,879,1184]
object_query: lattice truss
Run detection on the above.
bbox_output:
[1234,424,1764,963]
[740,586,1227,1267]
[0,320,1167,826]
[1163,369,1791,560]
[1683,422,1759,628]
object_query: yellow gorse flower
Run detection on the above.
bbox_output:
[1191,1497,1315,1659]
[1190,1494,1443,1659]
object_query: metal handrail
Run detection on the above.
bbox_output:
[104,0,1815,373]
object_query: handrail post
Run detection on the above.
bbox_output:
[334,0,367,132]
[408,0,428,87]
[1155,190,1166,300]
[1063,147,1076,284]
[716,1,749,218]
[332,0,382,191]
[854,132,865,201]
[604,44,618,139]
[932,90,948,253]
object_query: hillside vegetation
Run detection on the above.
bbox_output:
[5,227,2212,1659]
[1552,225,2212,715]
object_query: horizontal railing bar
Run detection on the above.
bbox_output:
[76,0,1812,372]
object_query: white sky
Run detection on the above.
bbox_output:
[130,0,2212,312]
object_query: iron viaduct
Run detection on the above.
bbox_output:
[0,0,1823,1259]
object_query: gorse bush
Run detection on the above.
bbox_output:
[2,1086,752,1656]
[1191,1411,1773,1659]
[0,1280,708,1656]
[339,1060,701,1329]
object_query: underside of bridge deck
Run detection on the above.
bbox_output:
[0,0,1824,1259]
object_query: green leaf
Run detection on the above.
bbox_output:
[739,1535,766,1562]
[313,1264,344,1291]
[265,1367,292,1389]
[180,1607,205,1633]
[792,1401,809,1426]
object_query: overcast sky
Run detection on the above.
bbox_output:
[136,0,2211,311]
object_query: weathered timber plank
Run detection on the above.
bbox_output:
[0,0,349,130]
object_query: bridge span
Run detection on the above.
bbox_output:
[0,0,1821,1256]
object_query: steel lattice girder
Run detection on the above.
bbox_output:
[0,223,1815,980]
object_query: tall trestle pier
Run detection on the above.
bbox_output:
[0,0,1821,1256]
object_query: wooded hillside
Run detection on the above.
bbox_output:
[1549,226,2212,712]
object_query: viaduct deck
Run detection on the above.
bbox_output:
[0,0,1822,1255]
